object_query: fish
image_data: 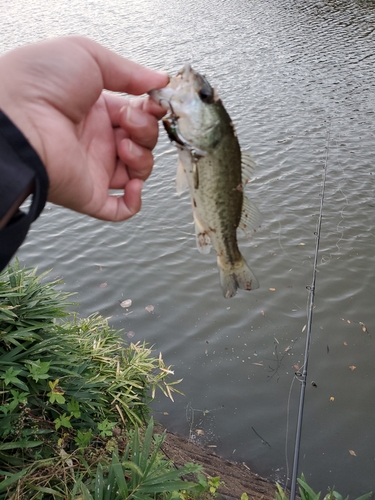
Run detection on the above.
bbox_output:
[149,64,260,298]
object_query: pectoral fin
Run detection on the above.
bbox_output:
[176,157,189,194]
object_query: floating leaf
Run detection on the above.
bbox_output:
[330,396,335,402]
[298,243,306,246]
[196,429,204,435]
[349,365,356,371]
[311,381,318,387]
[261,310,265,316]
[343,341,348,346]
[126,331,135,339]
[95,264,103,271]
[99,282,107,288]
[120,299,132,308]
[349,449,357,456]
[145,305,154,313]
[359,322,369,334]
[302,324,306,333]
[253,362,264,366]
[269,288,276,292]
[347,319,351,324]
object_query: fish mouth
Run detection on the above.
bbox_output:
[162,115,205,158]
[176,63,194,80]
[162,117,185,146]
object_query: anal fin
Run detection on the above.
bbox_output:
[241,152,257,185]
[239,195,261,236]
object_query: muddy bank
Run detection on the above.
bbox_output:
[160,428,276,499]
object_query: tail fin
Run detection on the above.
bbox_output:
[218,256,259,298]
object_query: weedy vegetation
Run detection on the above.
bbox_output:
[275,475,372,500]
[0,261,199,498]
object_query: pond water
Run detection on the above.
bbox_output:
[2,0,375,495]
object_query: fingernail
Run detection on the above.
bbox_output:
[127,139,143,157]
[157,71,170,81]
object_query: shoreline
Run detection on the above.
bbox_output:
[159,427,276,499]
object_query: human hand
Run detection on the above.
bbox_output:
[0,36,168,221]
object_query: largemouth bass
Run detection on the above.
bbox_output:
[149,64,260,298]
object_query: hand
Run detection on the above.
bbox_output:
[0,36,168,221]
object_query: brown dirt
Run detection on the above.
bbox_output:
[159,427,276,500]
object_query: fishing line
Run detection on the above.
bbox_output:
[289,121,331,500]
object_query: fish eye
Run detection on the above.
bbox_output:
[198,78,214,104]
[198,85,214,104]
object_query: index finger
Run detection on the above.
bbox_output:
[103,93,167,128]
[75,36,169,95]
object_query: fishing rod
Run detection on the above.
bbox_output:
[289,122,331,500]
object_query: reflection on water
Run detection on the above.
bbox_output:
[2,0,375,494]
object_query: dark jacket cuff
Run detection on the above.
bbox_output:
[0,109,49,270]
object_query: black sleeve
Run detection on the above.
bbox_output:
[0,110,49,271]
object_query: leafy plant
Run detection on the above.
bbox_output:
[275,475,372,500]
[0,261,185,497]
[192,473,224,498]
[75,418,201,499]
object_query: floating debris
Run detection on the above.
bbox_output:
[120,299,132,308]
[359,322,370,335]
